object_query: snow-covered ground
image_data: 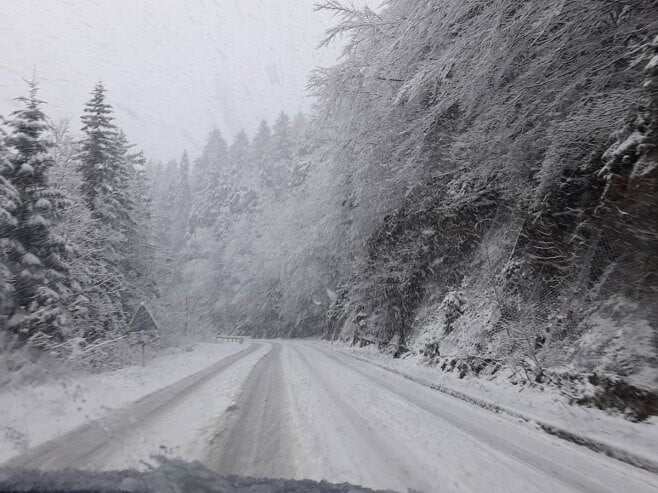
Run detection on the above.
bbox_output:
[331,341,658,471]
[276,342,657,492]
[3,340,657,493]
[81,343,270,471]
[0,342,250,465]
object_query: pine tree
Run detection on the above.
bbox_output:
[291,112,308,153]
[0,126,20,321]
[250,120,272,169]
[106,130,137,239]
[171,151,192,250]
[124,150,157,308]
[78,91,134,260]
[265,112,294,197]
[190,128,228,232]
[271,112,293,162]
[49,123,121,342]
[77,82,151,338]
[290,112,310,188]
[229,131,250,175]
[162,158,178,211]
[159,152,191,253]
[227,131,258,214]
[79,85,138,260]
[78,82,117,213]
[2,81,72,341]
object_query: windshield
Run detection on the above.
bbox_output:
[1,2,657,492]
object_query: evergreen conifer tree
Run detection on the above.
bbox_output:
[190,128,228,232]
[227,131,258,214]
[77,82,151,338]
[229,131,250,175]
[2,82,72,340]
[271,112,293,162]
[78,82,117,213]
[0,126,20,321]
[250,120,272,169]
[171,151,192,250]
[265,112,294,197]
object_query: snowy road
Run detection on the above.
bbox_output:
[5,341,658,493]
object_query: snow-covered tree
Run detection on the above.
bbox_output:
[124,150,157,306]
[77,82,117,213]
[2,82,72,341]
[74,83,156,339]
[229,131,250,175]
[0,126,20,321]
[261,112,294,198]
[50,123,122,342]
[170,151,192,251]
[190,128,228,232]
[601,34,658,183]
[271,112,293,162]
[227,131,259,214]
[250,119,272,185]
[291,113,307,146]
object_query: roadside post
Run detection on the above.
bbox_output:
[128,303,160,366]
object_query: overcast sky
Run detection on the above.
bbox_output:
[0,0,368,162]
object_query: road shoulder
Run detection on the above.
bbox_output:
[323,341,658,474]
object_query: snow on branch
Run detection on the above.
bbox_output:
[315,1,385,50]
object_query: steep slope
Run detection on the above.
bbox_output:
[307,0,658,417]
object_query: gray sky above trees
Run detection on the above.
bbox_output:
[0,0,369,161]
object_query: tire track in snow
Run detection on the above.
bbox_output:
[305,342,658,493]
[289,343,567,493]
[208,343,297,479]
[4,343,261,471]
[287,343,416,491]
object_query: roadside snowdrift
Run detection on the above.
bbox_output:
[0,342,245,464]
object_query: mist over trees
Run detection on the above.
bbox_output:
[0,0,656,402]
[151,0,656,394]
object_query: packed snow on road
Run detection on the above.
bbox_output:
[3,341,658,493]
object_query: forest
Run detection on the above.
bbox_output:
[1,0,657,416]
